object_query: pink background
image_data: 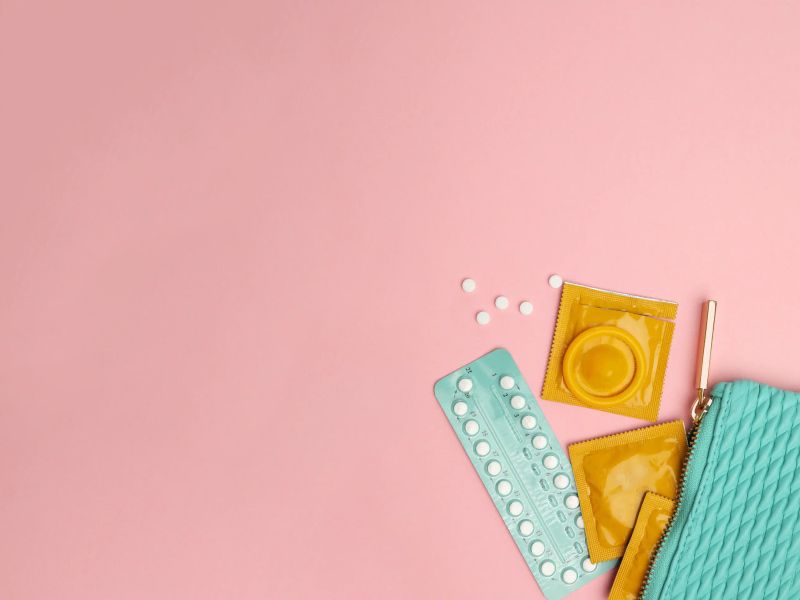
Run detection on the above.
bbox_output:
[3,2,800,599]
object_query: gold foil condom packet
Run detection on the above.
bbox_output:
[542,282,678,421]
[568,420,686,563]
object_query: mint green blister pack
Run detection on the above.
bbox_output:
[434,348,616,600]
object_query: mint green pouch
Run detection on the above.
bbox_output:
[643,380,800,599]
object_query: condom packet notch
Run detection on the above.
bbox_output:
[542,282,678,421]
[568,420,686,563]
[609,492,675,600]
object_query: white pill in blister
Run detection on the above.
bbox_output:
[499,375,515,390]
[530,540,545,556]
[554,474,569,489]
[475,441,490,456]
[476,311,491,325]
[582,558,597,572]
[540,561,556,577]
[486,460,502,476]
[521,415,536,430]
[532,435,548,450]
[508,500,523,516]
[453,401,468,416]
[510,395,526,410]
[519,301,533,315]
[561,568,578,584]
[518,520,534,536]
[565,495,579,509]
[542,454,558,469]
[457,378,473,393]
[575,515,584,529]
[461,278,476,293]
[464,420,480,436]
[548,274,563,288]
[496,480,512,496]
[494,295,509,310]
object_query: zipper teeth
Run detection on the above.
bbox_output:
[638,412,707,599]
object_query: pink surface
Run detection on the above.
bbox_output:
[2,2,800,599]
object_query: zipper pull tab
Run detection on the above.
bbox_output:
[691,300,717,423]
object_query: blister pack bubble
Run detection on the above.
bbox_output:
[434,348,616,600]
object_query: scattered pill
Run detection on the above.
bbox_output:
[486,460,502,476]
[548,274,564,288]
[476,311,491,325]
[532,435,548,450]
[561,568,578,584]
[464,420,480,436]
[496,480,512,496]
[530,540,545,556]
[475,441,490,456]
[582,558,597,572]
[575,515,584,529]
[461,278,476,293]
[510,395,526,410]
[495,295,509,310]
[565,495,580,509]
[518,520,534,536]
[554,474,569,489]
[508,500,524,516]
[540,561,556,577]
[519,301,533,316]
[543,454,559,469]
[521,415,537,430]
[499,375,515,389]
[452,401,468,416]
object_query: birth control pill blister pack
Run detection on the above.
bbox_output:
[434,348,616,600]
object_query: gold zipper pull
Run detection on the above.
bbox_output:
[690,300,717,423]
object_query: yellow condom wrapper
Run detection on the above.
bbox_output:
[608,492,675,600]
[542,282,677,421]
[568,420,686,563]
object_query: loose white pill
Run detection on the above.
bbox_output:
[575,515,584,529]
[582,558,597,572]
[457,378,473,393]
[532,435,548,450]
[475,441,490,456]
[542,454,558,469]
[562,568,578,584]
[453,401,468,416]
[499,375,515,390]
[476,311,491,325]
[530,540,545,556]
[521,415,537,430]
[553,474,569,489]
[461,278,476,293]
[519,301,533,316]
[518,520,534,536]
[464,420,479,436]
[548,274,564,288]
[510,395,526,410]
[565,495,580,509]
[496,480,512,496]
[508,500,524,516]
[494,295,509,310]
[486,460,502,476]
[540,561,556,577]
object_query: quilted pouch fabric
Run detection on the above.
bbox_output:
[643,380,800,600]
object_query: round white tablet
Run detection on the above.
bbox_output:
[540,561,556,577]
[521,415,537,430]
[507,500,524,516]
[565,494,580,510]
[463,420,479,436]
[553,474,569,489]
[510,395,526,410]
[532,435,548,450]
[494,295,509,310]
[461,278,476,293]
[575,515,584,529]
[561,568,577,584]
[499,375,515,390]
[548,274,564,289]
[475,441,490,456]
[486,460,502,476]
[582,558,597,572]
[496,480,512,496]
[542,454,558,469]
[453,401,468,416]
[457,378,473,393]
[518,520,534,536]
[519,301,533,316]
[476,311,491,325]
[530,540,545,556]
